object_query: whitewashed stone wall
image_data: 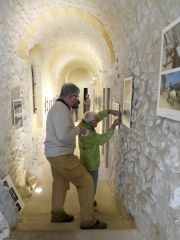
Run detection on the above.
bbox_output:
[0,1,180,239]
[0,0,48,183]
[0,1,41,233]
[0,0,32,185]
[108,1,180,240]
[0,0,40,201]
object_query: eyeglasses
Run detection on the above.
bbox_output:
[72,95,79,98]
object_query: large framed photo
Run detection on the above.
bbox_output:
[157,17,180,121]
[13,99,23,129]
[122,76,133,128]
[2,175,25,212]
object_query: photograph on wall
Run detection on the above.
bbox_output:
[15,202,22,212]
[9,187,18,203]
[161,17,180,72]
[2,175,25,212]
[157,16,180,121]
[13,99,23,129]
[122,76,133,128]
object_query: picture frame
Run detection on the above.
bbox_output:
[2,175,25,212]
[13,99,23,129]
[122,76,133,128]
[157,16,180,121]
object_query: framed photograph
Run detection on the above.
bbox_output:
[157,17,180,121]
[13,99,23,129]
[2,175,25,212]
[9,187,18,203]
[15,202,22,212]
[122,76,133,128]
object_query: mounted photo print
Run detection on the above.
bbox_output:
[13,99,23,129]
[157,16,180,121]
[122,76,133,128]
[2,175,25,212]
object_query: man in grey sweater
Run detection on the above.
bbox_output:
[44,83,107,229]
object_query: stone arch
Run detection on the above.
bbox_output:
[18,7,115,62]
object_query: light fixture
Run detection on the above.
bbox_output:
[26,173,43,194]
[27,174,37,190]
[34,183,43,194]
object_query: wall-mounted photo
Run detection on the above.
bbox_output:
[2,175,25,212]
[161,17,180,72]
[158,71,180,111]
[15,202,22,212]
[157,16,180,122]
[44,97,56,113]
[13,99,23,129]
[9,187,18,203]
[122,76,133,128]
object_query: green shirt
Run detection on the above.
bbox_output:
[78,110,114,171]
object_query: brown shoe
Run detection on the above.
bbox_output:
[80,220,107,229]
[51,214,74,223]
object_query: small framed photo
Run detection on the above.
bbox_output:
[2,175,25,212]
[122,76,133,128]
[13,99,23,129]
[157,16,180,121]
[15,202,22,212]
[9,187,18,203]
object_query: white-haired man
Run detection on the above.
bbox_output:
[78,110,120,205]
[44,83,107,229]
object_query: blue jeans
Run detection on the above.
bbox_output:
[88,170,98,195]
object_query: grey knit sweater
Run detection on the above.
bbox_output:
[44,101,80,157]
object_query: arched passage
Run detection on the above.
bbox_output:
[18,7,115,62]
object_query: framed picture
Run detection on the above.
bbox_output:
[2,175,25,212]
[122,76,133,128]
[157,16,180,121]
[13,99,23,129]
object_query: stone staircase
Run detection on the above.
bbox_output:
[10,188,139,240]
[10,160,140,240]
[11,229,139,240]
[11,211,139,239]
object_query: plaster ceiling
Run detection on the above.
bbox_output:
[17,2,120,84]
[19,5,116,77]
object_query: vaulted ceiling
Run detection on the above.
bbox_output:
[17,1,123,83]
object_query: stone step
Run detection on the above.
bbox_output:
[14,221,135,231]
[15,211,136,231]
[11,229,139,240]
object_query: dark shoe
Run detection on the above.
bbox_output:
[93,200,97,206]
[51,214,74,223]
[80,220,107,229]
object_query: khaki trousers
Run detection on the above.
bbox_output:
[47,154,96,227]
